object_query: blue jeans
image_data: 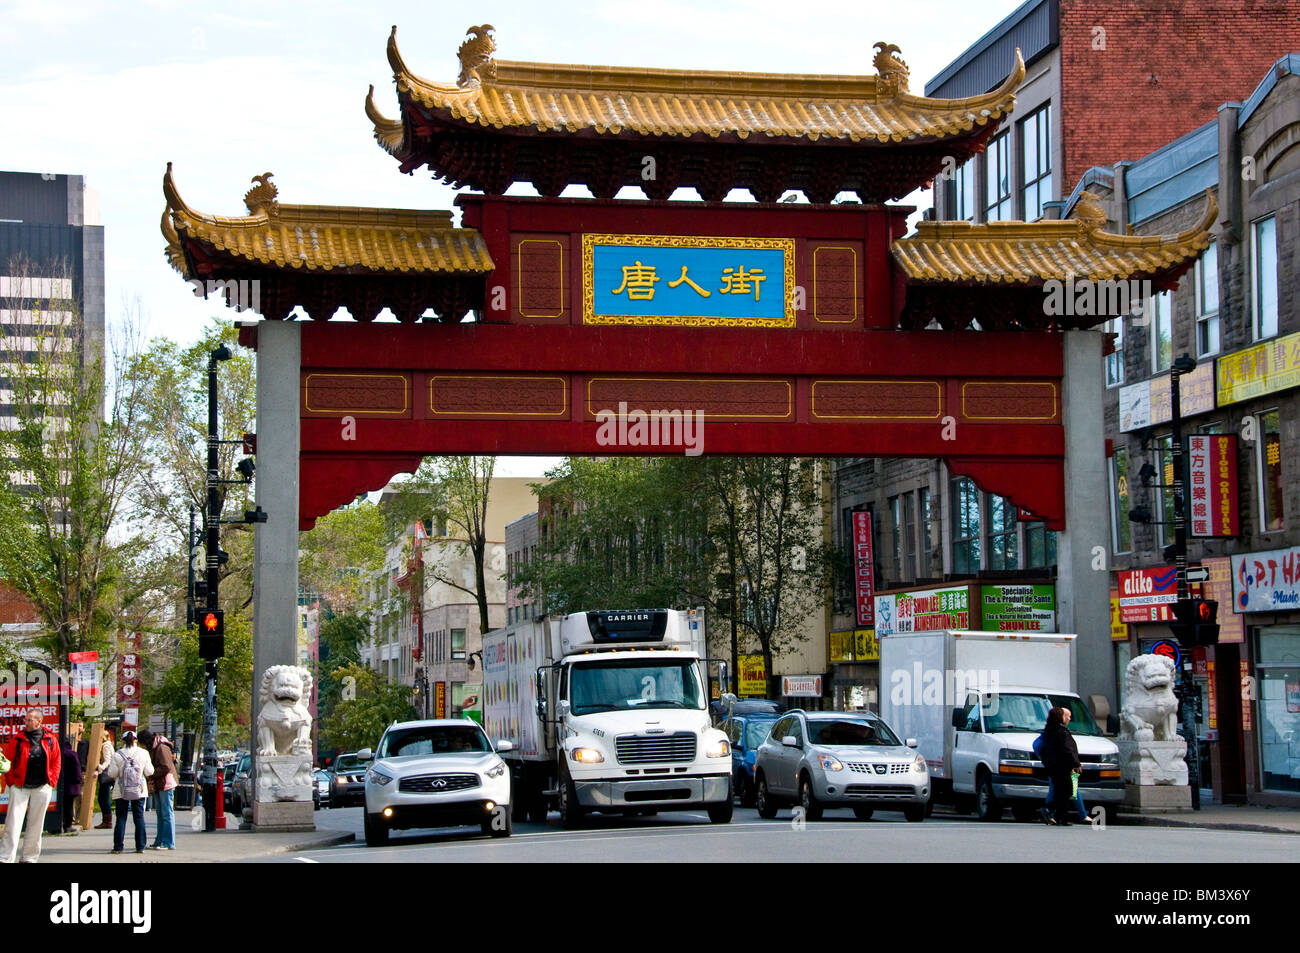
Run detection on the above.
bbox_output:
[1045,777,1088,822]
[151,789,175,848]
[113,799,147,852]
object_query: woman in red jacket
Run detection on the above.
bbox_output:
[0,709,62,863]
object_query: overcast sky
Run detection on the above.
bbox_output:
[1,0,1024,476]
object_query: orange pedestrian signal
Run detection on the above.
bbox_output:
[199,608,225,660]
[203,612,219,631]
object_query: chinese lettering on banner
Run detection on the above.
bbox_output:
[1215,329,1300,405]
[116,631,142,708]
[1188,435,1239,537]
[1109,589,1128,641]
[1240,660,1252,731]
[1202,557,1244,643]
[435,681,447,719]
[853,511,875,627]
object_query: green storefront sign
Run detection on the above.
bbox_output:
[980,584,1056,632]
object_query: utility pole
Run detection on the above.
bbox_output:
[201,345,233,831]
[1169,352,1201,811]
[186,503,197,629]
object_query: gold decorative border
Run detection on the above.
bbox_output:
[812,245,858,324]
[581,233,796,328]
[429,375,569,417]
[810,380,943,419]
[585,377,793,419]
[303,373,409,415]
[516,238,565,319]
[961,381,1059,420]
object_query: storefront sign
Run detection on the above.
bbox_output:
[1109,589,1128,641]
[1202,557,1244,643]
[1149,640,1181,668]
[738,654,767,696]
[1188,434,1239,537]
[1117,567,1181,622]
[435,681,446,719]
[1231,546,1300,613]
[852,511,875,627]
[781,675,823,697]
[116,631,142,708]
[828,632,852,663]
[1215,329,1300,405]
[1119,363,1215,432]
[875,586,969,635]
[68,650,99,701]
[979,584,1056,632]
[1207,659,1217,730]
[1240,659,1252,731]
[854,629,879,661]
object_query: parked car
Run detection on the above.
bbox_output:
[721,712,780,807]
[710,697,784,726]
[231,753,253,816]
[330,752,371,809]
[362,719,513,847]
[313,769,332,810]
[753,709,929,822]
[220,761,239,813]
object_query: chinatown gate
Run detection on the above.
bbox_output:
[161,27,1214,815]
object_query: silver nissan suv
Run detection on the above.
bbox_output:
[753,710,929,822]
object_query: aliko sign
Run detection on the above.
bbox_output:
[1231,547,1300,613]
[1117,567,1179,623]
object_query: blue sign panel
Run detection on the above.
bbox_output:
[582,233,795,327]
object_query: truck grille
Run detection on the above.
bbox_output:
[846,762,909,775]
[398,773,480,794]
[615,733,697,765]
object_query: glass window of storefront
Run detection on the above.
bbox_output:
[1259,410,1284,532]
[1111,447,1132,554]
[950,477,981,574]
[988,495,1018,570]
[1256,628,1300,794]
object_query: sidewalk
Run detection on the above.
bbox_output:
[23,810,353,863]
[1120,803,1300,835]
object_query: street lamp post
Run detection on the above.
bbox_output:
[1169,353,1202,811]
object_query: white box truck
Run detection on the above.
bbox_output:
[879,630,1123,822]
[483,608,734,827]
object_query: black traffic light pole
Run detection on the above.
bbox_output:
[1169,353,1201,810]
[201,345,233,831]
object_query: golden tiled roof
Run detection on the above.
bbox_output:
[375,26,1025,146]
[892,191,1218,284]
[161,163,494,277]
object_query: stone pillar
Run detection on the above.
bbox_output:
[250,320,311,830]
[1056,329,1115,714]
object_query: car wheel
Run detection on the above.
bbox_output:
[852,805,874,820]
[708,780,734,823]
[798,774,824,822]
[483,806,513,838]
[976,771,1003,822]
[527,792,549,823]
[755,774,778,819]
[558,769,586,830]
[903,804,926,822]
[363,811,389,847]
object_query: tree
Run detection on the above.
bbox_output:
[318,662,416,754]
[146,610,254,750]
[299,502,387,614]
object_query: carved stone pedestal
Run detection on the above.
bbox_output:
[1118,738,1188,786]
[252,754,315,831]
[253,799,315,831]
[1122,783,1193,813]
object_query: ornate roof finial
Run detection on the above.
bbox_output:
[244,172,280,217]
[457,24,496,87]
[872,42,910,96]
[1070,190,1108,232]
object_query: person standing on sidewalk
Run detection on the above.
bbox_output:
[0,709,63,863]
[106,730,153,855]
[58,733,83,832]
[138,730,178,850]
[92,728,115,829]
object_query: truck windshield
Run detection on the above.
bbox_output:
[982,694,1102,736]
[570,659,704,715]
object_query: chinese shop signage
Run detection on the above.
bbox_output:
[1215,330,1300,405]
[876,586,969,635]
[1117,567,1179,623]
[852,511,875,628]
[1188,434,1239,537]
[1118,362,1215,432]
[583,234,795,327]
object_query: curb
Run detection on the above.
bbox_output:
[1118,816,1300,836]
[271,831,355,853]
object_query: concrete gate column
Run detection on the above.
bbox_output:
[249,320,305,827]
[1056,329,1115,715]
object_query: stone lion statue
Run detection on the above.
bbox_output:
[1119,654,1179,742]
[257,665,313,757]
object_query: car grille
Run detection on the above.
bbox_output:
[845,762,909,775]
[845,784,918,799]
[398,773,480,794]
[615,733,697,765]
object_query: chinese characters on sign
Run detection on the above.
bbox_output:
[1119,362,1215,432]
[1188,435,1239,537]
[1110,588,1128,641]
[853,511,875,627]
[584,234,795,327]
[875,586,970,635]
[435,681,447,719]
[1215,329,1300,405]
[1202,557,1244,643]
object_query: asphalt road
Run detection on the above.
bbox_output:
[251,804,1300,863]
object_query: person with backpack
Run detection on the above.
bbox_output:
[93,727,115,829]
[106,730,154,854]
[138,730,178,850]
[0,708,62,863]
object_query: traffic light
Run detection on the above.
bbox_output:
[199,608,225,660]
[1170,599,1218,647]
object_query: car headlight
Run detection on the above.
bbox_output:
[816,753,844,772]
[913,755,928,773]
[706,739,730,758]
[486,760,507,779]
[368,768,393,786]
[570,747,605,764]
[998,748,1036,762]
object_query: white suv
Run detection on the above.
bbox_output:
[362,719,514,847]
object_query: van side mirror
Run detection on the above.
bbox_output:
[356,748,373,761]
[781,735,799,748]
[906,738,918,748]
[496,740,514,753]
[951,709,965,729]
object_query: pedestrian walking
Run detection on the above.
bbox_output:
[1038,706,1081,826]
[93,728,115,829]
[0,709,63,862]
[106,730,153,854]
[138,730,178,850]
[58,733,83,832]
[1033,727,1088,823]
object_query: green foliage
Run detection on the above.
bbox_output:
[300,503,387,613]
[145,610,254,745]
[318,662,416,754]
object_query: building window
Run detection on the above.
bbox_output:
[987,495,1019,570]
[950,159,977,222]
[1020,105,1052,222]
[950,477,981,574]
[1256,628,1300,794]
[1253,216,1278,341]
[920,488,940,577]
[889,495,902,580]
[1024,522,1057,568]
[451,628,466,660]
[984,132,1012,222]
[1195,243,1219,357]
[1105,316,1124,387]
[1110,446,1132,554]
[902,491,917,581]
[1151,290,1173,374]
[1259,410,1284,532]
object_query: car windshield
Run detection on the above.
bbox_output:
[807,717,901,747]
[377,725,490,758]
[570,659,704,715]
[335,756,366,772]
[982,694,1102,736]
[744,719,778,749]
